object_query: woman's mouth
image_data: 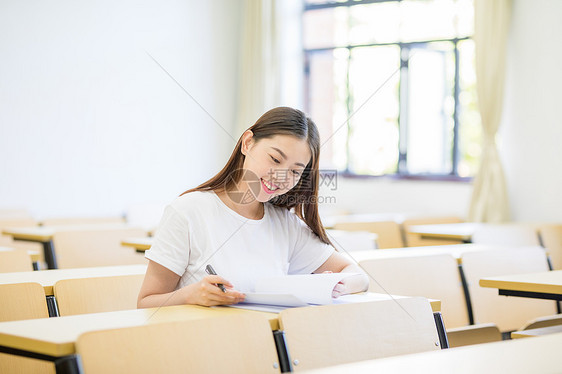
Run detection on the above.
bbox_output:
[260,178,279,194]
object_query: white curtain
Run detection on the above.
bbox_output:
[468,0,512,223]
[235,0,303,135]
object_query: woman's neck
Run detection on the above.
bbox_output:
[215,190,264,220]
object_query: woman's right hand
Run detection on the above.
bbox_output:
[185,275,246,306]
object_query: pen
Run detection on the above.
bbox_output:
[205,264,227,293]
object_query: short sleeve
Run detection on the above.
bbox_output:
[287,217,334,275]
[144,205,191,276]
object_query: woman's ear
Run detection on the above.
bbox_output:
[240,130,254,156]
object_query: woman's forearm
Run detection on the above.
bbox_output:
[137,285,192,309]
[341,263,369,293]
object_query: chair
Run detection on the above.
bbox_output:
[52,227,148,268]
[471,224,540,246]
[53,274,145,316]
[333,221,404,248]
[278,298,439,372]
[461,246,557,332]
[326,229,377,252]
[0,217,43,265]
[402,216,464,247]
[0,249,34,272]
[539,224,562,270]
[76,314,281,374]
[0,282,54,373]
[358,253,501,347]
[0,282,48,321]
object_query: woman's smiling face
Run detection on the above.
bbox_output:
[241,132,312,203]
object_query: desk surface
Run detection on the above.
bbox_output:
[302,331,562,373]
[121,237,153,252]
[407,223,482,241]
[0,264,147,295]
[0,305,279,357]
[2,223,139,242]
[347,244,513,265]
[479,270,562,295]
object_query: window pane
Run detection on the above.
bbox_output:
[307,49,349,170]
[349,2,400,45]
[456,0,475,37]
[348,46,400,175]
[399,0,458,42]
[457,39,481,177]
[406,42,455,174]
[303,7,348,49]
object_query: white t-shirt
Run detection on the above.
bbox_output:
[145,191,334,292]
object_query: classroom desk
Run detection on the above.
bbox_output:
[479,270,562,301]
[2,223,142,269]
[301,331,562,374]
[0,304,279,374]
[0,264,147,316]
[0,295,441,374]
[346,244,518,326]
[346,243,513,265]
[121,237,152,252]
[0,246,40,270]
[407,223,482,243]
[511,324,562,339]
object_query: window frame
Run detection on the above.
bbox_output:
[303,0,474,181]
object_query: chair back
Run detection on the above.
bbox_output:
[472,224,540,246]
[0,282,48,321]
[326,229,377,252]
[52,227,148,268]
[359,254,469,328]
[279,298,439,371]
[54,274,145,316]
[403,216,463,247]
[539,225,562,270]
[76,314,281,374]
[0,249,33,272]
[461,246,556,332]
[333,221,404,248]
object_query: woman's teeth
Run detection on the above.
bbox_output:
[262,179,278,191]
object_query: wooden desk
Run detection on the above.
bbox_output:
[408,223,482,243]
[0,246,40,270]
[0,304,279,374]
[511,324,562,339]
[0,296,440,374]
[302,331,562,373]
[3,224,142,269]
[347,243,511,265]
[121,237,152,253]
[480,270,562,301]
[0,264,147,317]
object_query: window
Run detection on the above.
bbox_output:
[303,0,480,179]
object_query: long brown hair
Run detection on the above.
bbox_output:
[181,106,331,245]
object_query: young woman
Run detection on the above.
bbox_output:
[138,107,368,308]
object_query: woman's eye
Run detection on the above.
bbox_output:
[292,170,301,176]
[270,155,280,164]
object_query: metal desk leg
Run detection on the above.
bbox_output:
[46,295,60,317]
[0,347,83,374]
[54,355,83,374]
[433,312,449,349]
[43,240,58,269]
[273,330,293,373]
[458,264,475,325]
